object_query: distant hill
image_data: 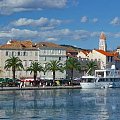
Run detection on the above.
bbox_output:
[60,44,82,50]
[60,44,90,51]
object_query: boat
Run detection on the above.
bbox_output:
[80,65,120,89]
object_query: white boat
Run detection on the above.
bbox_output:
[80,65,120,89]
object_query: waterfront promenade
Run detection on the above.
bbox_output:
[0,85,81,91]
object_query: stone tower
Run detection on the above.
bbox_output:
[99,32,107,51]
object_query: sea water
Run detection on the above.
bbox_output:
[0,88,120,120]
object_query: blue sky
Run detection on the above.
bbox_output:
[1,0,120,50]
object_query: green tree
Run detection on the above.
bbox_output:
[85,61,98,75]
[26,61,43,83]
[42,64,48,80]
[65,57,81,81]
[4,56,24,80]
[46,60,64,83]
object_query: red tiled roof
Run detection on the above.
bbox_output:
[66,47,78,53]
[36,42,64,49]
[82,50,90,56]
[95,49,118,57]
[0,40,37,49]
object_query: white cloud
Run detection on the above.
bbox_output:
[80,16,99,24]
[80,16,88,23]
[91,32,100,37]
[0,28,38,39]
[2,28,120,44]
[114,32,120,38]
[11,28,38,38]
[110,17,120,25]
[12,17,63,29]
[92,18,98,23]
[0,0,67,15]
[46,37,57,41]
[0,28,96,41]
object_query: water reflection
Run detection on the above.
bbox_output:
[0,89,120,119]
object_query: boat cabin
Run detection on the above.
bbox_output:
[95,69,120,78]
[81,76,97,83]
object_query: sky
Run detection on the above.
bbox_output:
[1,0,120,50]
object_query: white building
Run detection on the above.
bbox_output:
[0,40,67,79]
[77,32,119,69]
[0,40,39,78]
[77,50,90,59]
[88,49,117,69]
[37,42,66,80]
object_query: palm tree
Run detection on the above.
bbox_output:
[4,56,24,80]
[65,57,81,81]
[46,60,64,83]
[26,61,43,84]
[42,64,48,80]
[85,61,98,75]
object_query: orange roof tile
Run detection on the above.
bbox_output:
[36,42,64,49]
[66,47,78,53]
[95,49,118,57]
[82,50,90,56]
[0,40,37,50]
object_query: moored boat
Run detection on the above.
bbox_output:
[80,65,120,89]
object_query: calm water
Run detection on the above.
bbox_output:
[0,89,120,120]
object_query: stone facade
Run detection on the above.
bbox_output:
[0,40,39,78]
[77,32,119,69]
[37,42,66,80]
[0,40,66,79]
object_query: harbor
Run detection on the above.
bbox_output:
[0,88,119,120]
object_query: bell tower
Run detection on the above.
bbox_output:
[99,32,107,51]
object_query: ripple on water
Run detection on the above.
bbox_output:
[0,89,119,120]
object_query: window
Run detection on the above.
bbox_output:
[29,60,32,66]
[58,50,61,54]
[59,57,61,60]
[44,57,46,61]
[18,52,20,56]
[6,51,8,56]
[107,56,112,62]
[51,50,54,54]
[111,56,113,62]
[35,52,38,56]
[23,51,26,56]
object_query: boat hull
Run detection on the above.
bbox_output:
[80,82,120,89]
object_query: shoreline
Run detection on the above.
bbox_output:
[0,85,82,91]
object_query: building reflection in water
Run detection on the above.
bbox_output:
[0,89,120,119]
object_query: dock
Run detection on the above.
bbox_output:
[0,85,82,91]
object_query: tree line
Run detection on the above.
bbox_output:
[4,56,98,85]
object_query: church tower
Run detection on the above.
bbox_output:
[99,32,107,51]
